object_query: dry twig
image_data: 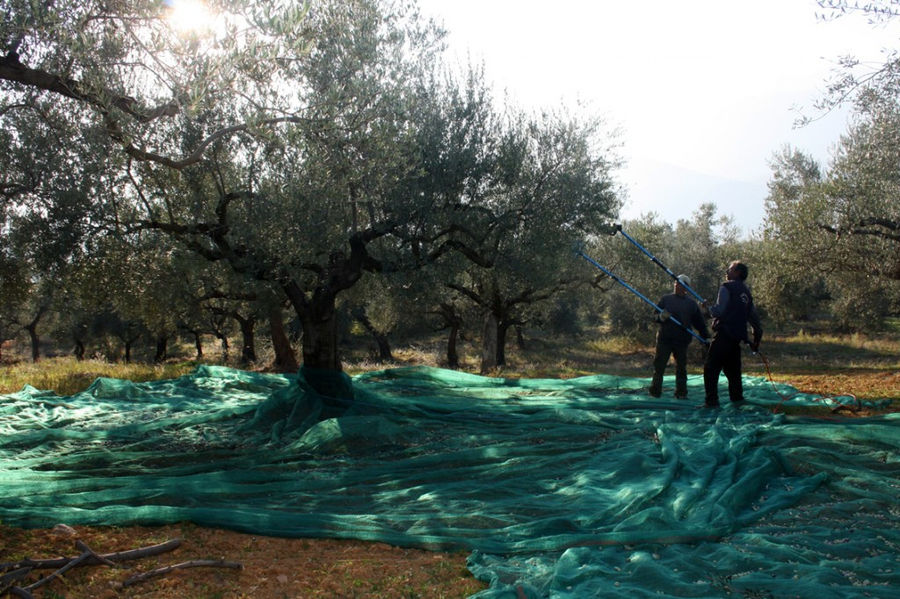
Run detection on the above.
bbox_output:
[0,538,183,573]
[0,536,242,598]
[123,559,243,587]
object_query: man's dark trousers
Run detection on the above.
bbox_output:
[703,334,744,405]
[650,339,689,397]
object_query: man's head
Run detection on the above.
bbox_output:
[726,261,748,281]
[675,274,691,295]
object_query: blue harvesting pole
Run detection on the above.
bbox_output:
[577,249,709,345]
[617,228,707,304]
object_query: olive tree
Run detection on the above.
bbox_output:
[762,103,900,329]
[2,0,466,383]
[756,148,831,324]
[439,106,622,371]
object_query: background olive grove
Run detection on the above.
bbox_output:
[1,0,899,374]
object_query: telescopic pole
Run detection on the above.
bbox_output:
[616,228,707,304]
[577,250,709,345]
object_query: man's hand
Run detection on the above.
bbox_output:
[659,310,671,321]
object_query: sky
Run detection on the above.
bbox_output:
[415,0,900,236]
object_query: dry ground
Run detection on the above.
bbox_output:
[1,523,486,598]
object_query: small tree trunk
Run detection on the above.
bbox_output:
[73,338,85,361]
[25,324,40,362]
[216,334,229,361]
[352,307,393,362]
[235,314,257,365]
[373,332,392,361]
[124,340,132,363]
[496,320,509,367]
[480,312,498,374]
[194,332,204,359]
[154,335,168,363]
[446,323,460,369]
[268,306,299,372]
[24,305,47,363]
[436,302,463,369]
[516,325,526,349]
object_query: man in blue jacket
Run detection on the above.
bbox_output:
[649,274,710,399]
[702,261,763,408]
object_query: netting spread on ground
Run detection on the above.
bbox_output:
[1,365,897,597]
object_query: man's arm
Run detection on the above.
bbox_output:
[655,296,671,322]
[707,286,730,318]
[691,304,710,339]
[748,303,763,349]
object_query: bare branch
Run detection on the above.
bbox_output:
[110,116,310,170]
[818,217,900,242]
[0,53,179,123]
[1,538,182,572]
[1,53,317,170]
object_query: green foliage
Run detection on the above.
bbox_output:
[755,150,830,323]
[0,242,30,343]
[445,106,622,366]
[762,99,900,330]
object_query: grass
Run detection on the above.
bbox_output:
[0,358,201,396]
[3,328,898,408]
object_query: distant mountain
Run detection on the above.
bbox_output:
[619,158,765,237]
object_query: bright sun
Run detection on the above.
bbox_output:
[165,0,215,34]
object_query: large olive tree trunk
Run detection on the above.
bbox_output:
[281,281,345,374]
[280,238,378,380]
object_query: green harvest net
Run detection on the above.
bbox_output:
[1,365,897,598]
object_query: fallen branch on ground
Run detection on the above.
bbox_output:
[0,534,241,597]
[0,538,183,573]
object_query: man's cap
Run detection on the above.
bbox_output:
[676,274,691,287]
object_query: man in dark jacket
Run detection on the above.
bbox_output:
[649,274,710,399]
[702,261,763,408]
